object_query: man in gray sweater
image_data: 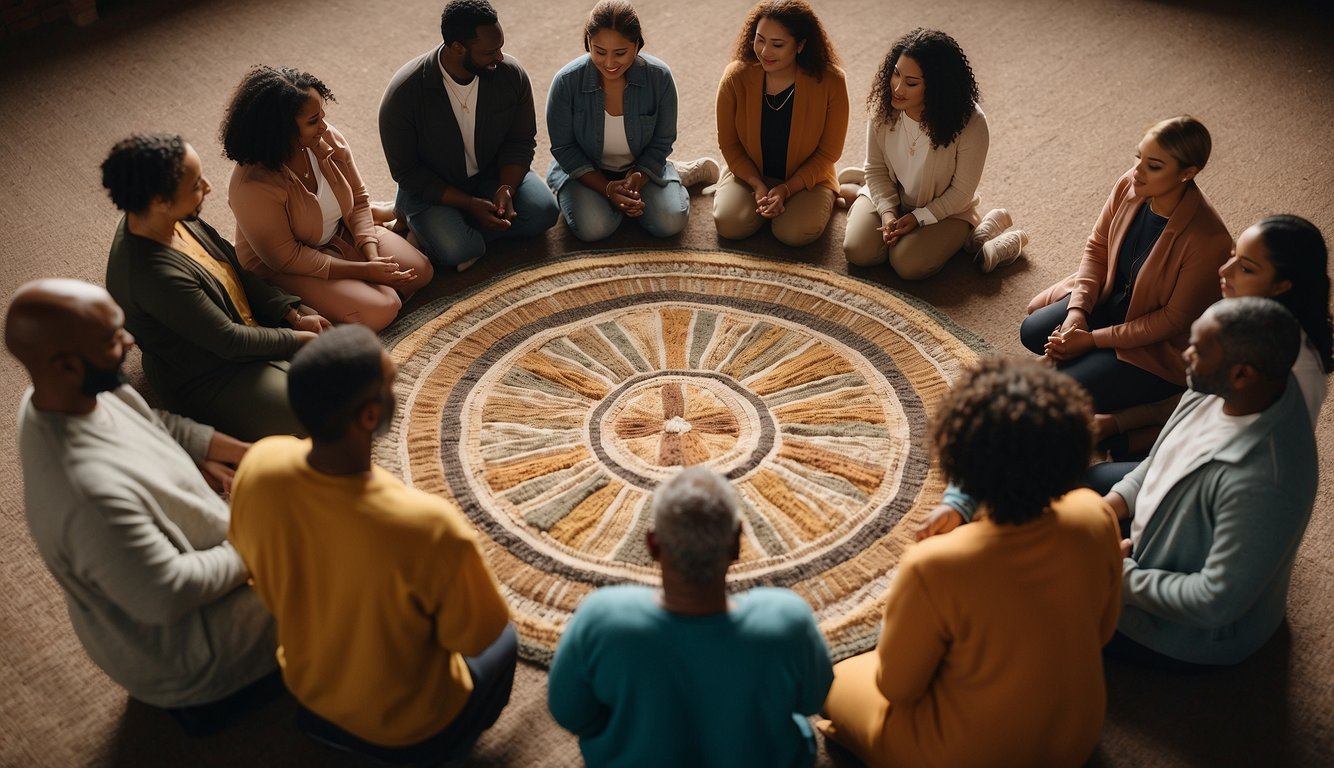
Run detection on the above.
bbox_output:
[380,0,558,272]
[6,279,277,732]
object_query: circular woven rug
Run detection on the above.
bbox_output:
[376,250,988,665]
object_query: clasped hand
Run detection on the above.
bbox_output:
[607,171,646,217]
[1044,311,1094,360]
[468,186,519,231]
[878,212,918,246]
[753,182,789,219]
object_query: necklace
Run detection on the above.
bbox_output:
[286,149,312,180]
[765,83,794,111]
[443,73,478,113]
[903,116,924,156]
[1122,206,1165,295]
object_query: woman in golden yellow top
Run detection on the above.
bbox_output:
[819,356,1123,768]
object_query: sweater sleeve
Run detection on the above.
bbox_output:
[230,173,335,279]
[864,121,901,218]
[875,555,948,704]
[133,257,301,362]
[67,490,249,625]
[1090,225,1231,350]
[922,110,989,223]
[497,64,538,171]
[716,64,761,184]
[785,69,848,194]
[1122,481,1307,628]
[326,126,378,250]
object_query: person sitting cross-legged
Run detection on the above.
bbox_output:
[6,279,278,735]
[548,466,834,768]
[819,356,1122,768]
[1102,296,1319,669]
[228,324,516,764]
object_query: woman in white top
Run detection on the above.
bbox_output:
[843,28,1024,279]
[223,66,432,332]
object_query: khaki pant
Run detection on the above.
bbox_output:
[712,171,834,247]
[843,195,970,280]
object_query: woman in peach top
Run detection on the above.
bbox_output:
[222,66,432,332]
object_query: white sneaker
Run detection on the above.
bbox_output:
[674,157,720,189]
[966,208,1012,254]
[978,229,1028,273]
[837,166,865,186]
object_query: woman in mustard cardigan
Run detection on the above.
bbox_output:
[819,356,1122,768]
[222,66,433,333]
[713,0,847,247]
[1023,116,1232,412]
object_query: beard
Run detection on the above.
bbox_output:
[463,51,494,77]
[1186,366,1231,398]
[79,355,126,397]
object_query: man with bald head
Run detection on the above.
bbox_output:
[6,278,277,733]
[547,467,834,767]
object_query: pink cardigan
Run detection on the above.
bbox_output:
[1027,170,1232,385]
[229,125,378,280]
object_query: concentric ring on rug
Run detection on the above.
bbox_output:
[376,250,989,665]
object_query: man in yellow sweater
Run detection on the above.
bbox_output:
[229,324,515,764]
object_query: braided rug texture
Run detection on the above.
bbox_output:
[376,250,989,665]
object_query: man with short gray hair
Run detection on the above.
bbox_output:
[1105,297,1318,668]
[548,467,834,767]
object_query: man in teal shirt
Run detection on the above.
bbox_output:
[547,467,833,767]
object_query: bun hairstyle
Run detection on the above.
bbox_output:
[584,0,645,51]
[1147,115,1212,172]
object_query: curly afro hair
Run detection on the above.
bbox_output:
[100,133,187,214]
[731,0,840,80]
[219,65,334,172]
[868,28,979,149]
[932,356,1092,525]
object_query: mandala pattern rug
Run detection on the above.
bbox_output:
[376,250,989,665]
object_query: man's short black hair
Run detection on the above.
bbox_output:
[440,0,498,46]
[288,325,385,442]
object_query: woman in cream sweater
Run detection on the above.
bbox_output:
[843,28,1022,279]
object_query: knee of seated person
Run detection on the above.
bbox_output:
[515,193,560,234]
[713,207,759,240]
[773,218,826,248]
[347,294,401,333]
[567,211,620,242]
[640,207,688,238]
[843,236,886,267]
[888,251,945,281]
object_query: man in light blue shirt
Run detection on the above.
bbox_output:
[548,467,833,767]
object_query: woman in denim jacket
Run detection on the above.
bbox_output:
[546,1,716,242]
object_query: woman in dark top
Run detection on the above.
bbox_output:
[102,133,329,440]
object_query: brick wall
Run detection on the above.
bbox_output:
[1,0,98,40]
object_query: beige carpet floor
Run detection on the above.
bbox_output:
[1,0,1332,765]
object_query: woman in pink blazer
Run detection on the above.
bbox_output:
[222,66,432,332]
[1022,115,1231,412]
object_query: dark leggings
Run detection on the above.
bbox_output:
[296,624,519,766]
[1021,296,1184,413]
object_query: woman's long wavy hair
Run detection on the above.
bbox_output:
[868,28,979,148]
[1254,214,1334,373]
[731,0,839,81]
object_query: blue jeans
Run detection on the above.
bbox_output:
[397,172,558,268]
[556,177,689,242]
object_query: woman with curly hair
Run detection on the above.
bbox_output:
[842,28,1023,279]
[713,0,848,247]
[103,133,330,440]
[222,66,432,332]
[818,356,1122,768]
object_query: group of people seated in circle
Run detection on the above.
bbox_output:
[6,0,1329,766]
